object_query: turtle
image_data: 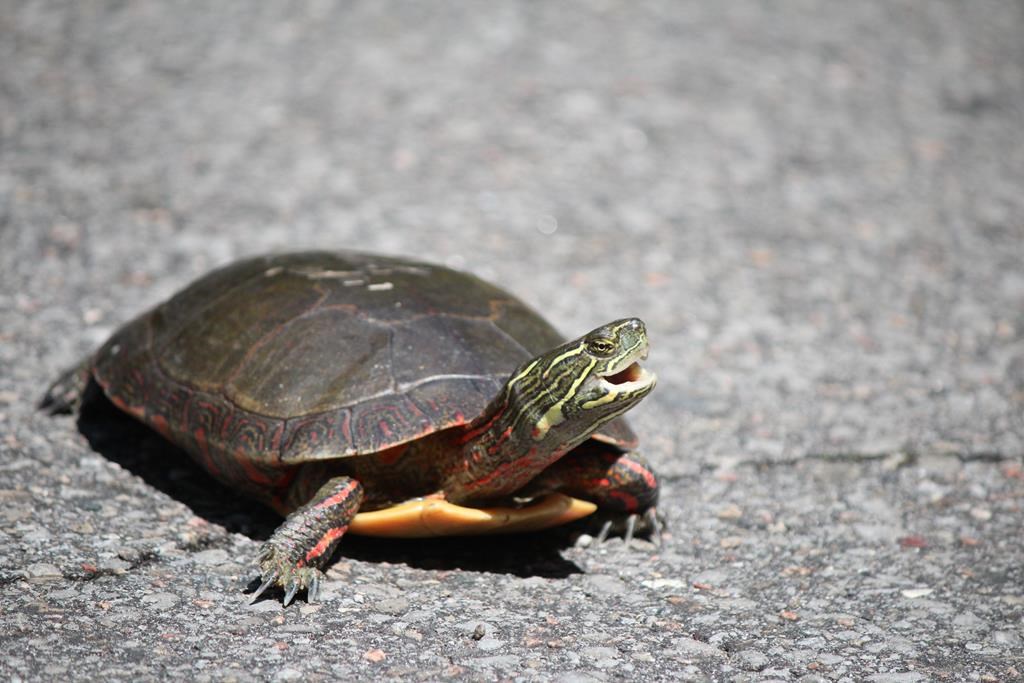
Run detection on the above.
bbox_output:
[41,251,659,605]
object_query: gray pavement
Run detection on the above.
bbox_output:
[2,1,1022,680]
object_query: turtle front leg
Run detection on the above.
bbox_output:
[524,443,660,543]
[251,475,364,606]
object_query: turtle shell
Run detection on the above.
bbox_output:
[91,251,637,497]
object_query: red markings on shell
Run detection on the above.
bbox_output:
[351,397,432,453]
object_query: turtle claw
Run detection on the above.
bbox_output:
[249,569,280,604]
[623,513,638,546]
[283,582,300,607]
[596,513,638,547]
[251,543,327,606]
[645,507,665,547]
[307,573,322,604]
[590,507,661,548]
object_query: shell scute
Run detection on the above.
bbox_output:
[280,410,355,463]
[225,308,392,418]
[390,314,532,384]
[155,267,327,394]
[348,394,436,457]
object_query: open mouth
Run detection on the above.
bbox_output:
[605,362,644,385]
[598,349,656,392]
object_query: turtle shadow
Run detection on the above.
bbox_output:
[75,382,584,579]
[75,380,282,541]
[338,530,584,579]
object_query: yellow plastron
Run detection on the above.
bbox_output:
[347,494,597,538]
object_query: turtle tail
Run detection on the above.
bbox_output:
[39,359,92,415]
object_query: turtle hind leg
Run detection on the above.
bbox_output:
[251,475,365,606]
[39,359,92,415]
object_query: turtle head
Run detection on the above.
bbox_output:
[508,318,656,452]
[452,318,656,503]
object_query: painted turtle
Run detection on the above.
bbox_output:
[42,251,659,605]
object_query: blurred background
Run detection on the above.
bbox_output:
[5,2,1021,473]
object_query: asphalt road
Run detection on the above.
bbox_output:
[2,2,1022,681]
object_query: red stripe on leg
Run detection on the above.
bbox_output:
[304,525,348,564]
[618,456,658,489]
[314,480,361,510]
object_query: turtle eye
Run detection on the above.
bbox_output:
[587,337,617,356]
